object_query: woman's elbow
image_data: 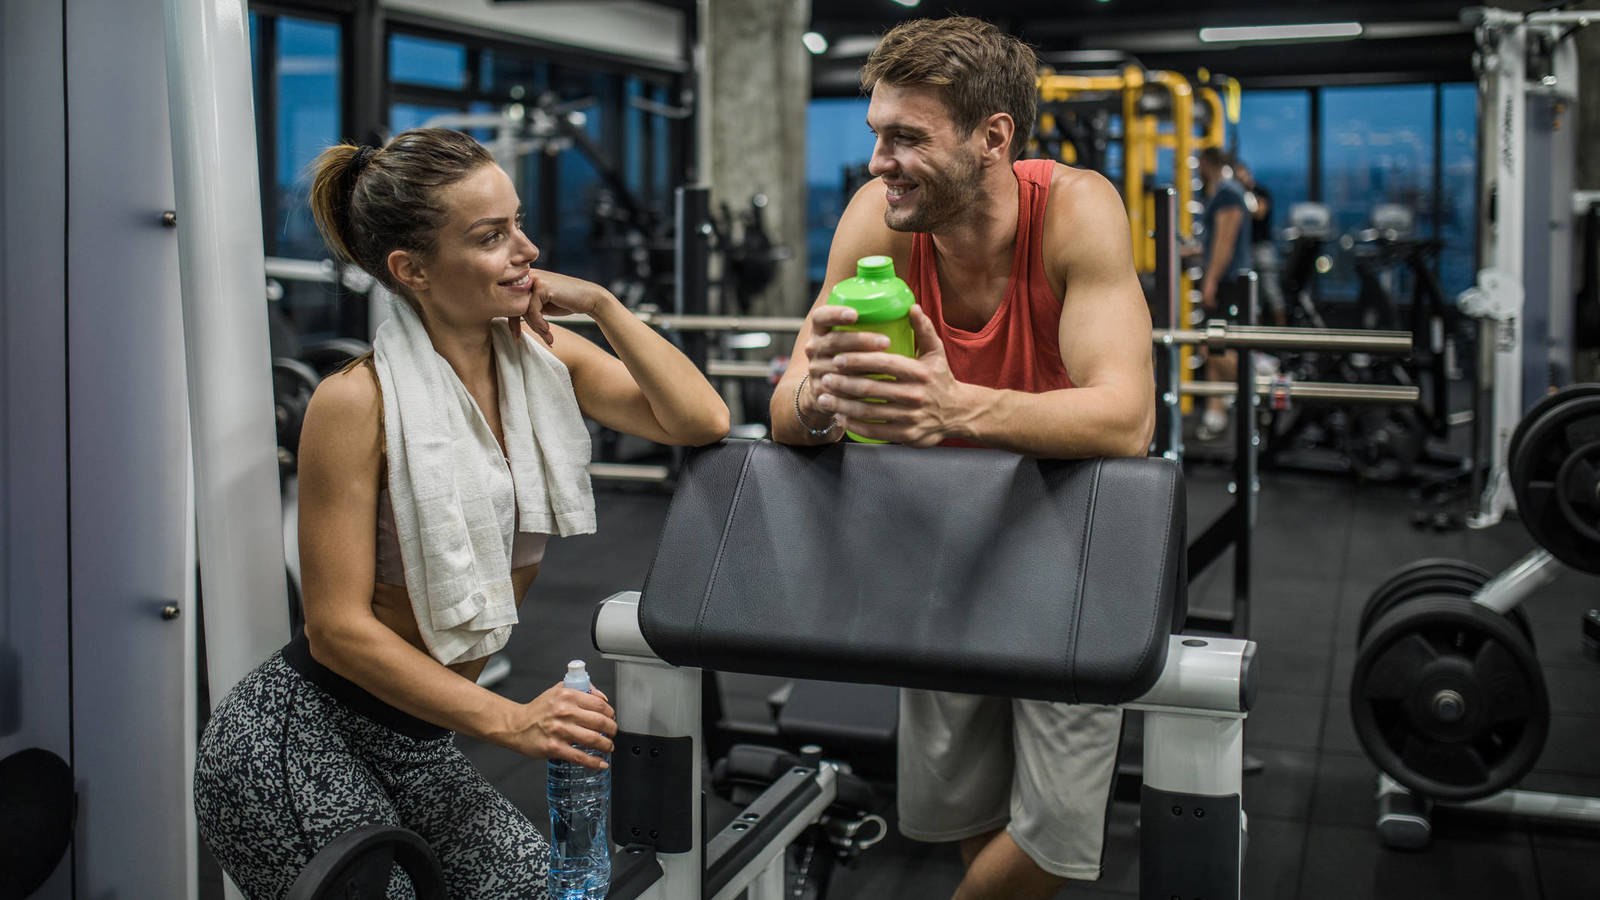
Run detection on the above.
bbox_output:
[674,401,730,446]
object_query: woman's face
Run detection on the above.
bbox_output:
[412,163,540,327]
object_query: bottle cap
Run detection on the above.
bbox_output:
[828,256,914,323]
[567,660,587,676]
[856,255,895,279]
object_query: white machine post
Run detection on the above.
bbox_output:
[594,593,704,900]
[1461,7,1590,528]
[162,0,289,697]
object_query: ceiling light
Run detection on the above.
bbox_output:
[1198,22,1363,43]
[802,32,829,55]
[892,0,921,7]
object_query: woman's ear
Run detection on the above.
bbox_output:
[388,249,427,295]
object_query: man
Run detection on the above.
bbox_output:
[768,17,1153,900]
[1194,147,1253,439]
[1235,161,1287,327]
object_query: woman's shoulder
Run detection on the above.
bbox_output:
[301,358,383,472]
[309,357,381,420]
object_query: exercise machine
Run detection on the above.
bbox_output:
[1458,6,1590,528]
[589,439,1256,900]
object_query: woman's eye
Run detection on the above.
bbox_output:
[483,231,502,245]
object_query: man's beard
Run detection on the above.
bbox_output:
[884,150,984,233]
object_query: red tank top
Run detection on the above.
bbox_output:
[909,159,1072,446]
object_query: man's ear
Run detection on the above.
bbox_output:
[980,112,1015,164]
[388,249,427,295]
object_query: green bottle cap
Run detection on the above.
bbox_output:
[828,256,914,324]
[856,255,895,279]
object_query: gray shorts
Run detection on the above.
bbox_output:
[896,689,1124,881]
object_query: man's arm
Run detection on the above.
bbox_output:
[956,171,1154,457]
[769,178,905,445]
[816,170,1154,458]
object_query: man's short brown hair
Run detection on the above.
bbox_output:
[861,16,1037,161]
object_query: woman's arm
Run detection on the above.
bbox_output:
[522,270,729,446]
[296,367,615,767]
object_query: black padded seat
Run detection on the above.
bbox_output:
[639,440,1185,705]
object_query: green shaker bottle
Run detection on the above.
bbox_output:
[827,255,916,443]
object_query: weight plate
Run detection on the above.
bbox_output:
[1358,559,1492,643]
[1351,595,1548,802]
[272,357,320,471]
[1509,385,1600,574]
[1507,384,1600,484]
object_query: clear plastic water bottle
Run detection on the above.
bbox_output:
[547,660,610,899]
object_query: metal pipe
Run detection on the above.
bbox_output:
[1182,379,1420,404]
[555,312,1414,356]
[548,312,808,333]
[1156,324,1414,354]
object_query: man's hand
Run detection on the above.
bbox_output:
[1200,275,1218,312]
[813,306,974,447]
[793,302,895,429]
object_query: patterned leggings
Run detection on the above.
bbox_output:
[194,651,550,899]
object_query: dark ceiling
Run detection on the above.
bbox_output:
[805,0,1557,93]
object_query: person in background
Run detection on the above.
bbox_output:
[1235,161,1288,327]
[1194,146,1252,440]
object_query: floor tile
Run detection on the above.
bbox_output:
[1297,822,1539,900]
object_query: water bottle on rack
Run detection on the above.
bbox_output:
[547,660,611,899]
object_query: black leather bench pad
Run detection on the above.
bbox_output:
[638,441,1184,705]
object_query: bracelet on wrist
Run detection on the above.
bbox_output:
[794,373,839,439]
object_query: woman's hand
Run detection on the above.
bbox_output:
[516,269,615,346]
[497,681,618,769]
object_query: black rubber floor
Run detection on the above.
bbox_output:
[462,457,1600,900]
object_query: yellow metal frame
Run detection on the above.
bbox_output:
[1037,68,1238,412]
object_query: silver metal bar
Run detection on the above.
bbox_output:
[1453,788,1600,822]
[707,766,837,900]
[549,312,809,333]
[1156,324,1414,354]
[705,359,773,379]
[588,462,672,483]
[556,311,1412,355]
[1181,379,1421,404]
[744,853,788,900]
[1472,547,1561,615]
[263,256,337,284]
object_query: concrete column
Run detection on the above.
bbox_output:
[700,0,812,318]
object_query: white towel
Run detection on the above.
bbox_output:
[372,295,596,666]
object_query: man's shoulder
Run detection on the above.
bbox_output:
[1214,179,1249,204]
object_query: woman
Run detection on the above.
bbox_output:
[194,128,728,898]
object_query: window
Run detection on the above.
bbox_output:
[805,97,873,287]
[390,33,467,90]
[384,27,684,290]
[248,11,346,342]
[269,16,342,260]
[1438,83,1478,299]
[1235,90,1311,240]
[1320,85,1436,299]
